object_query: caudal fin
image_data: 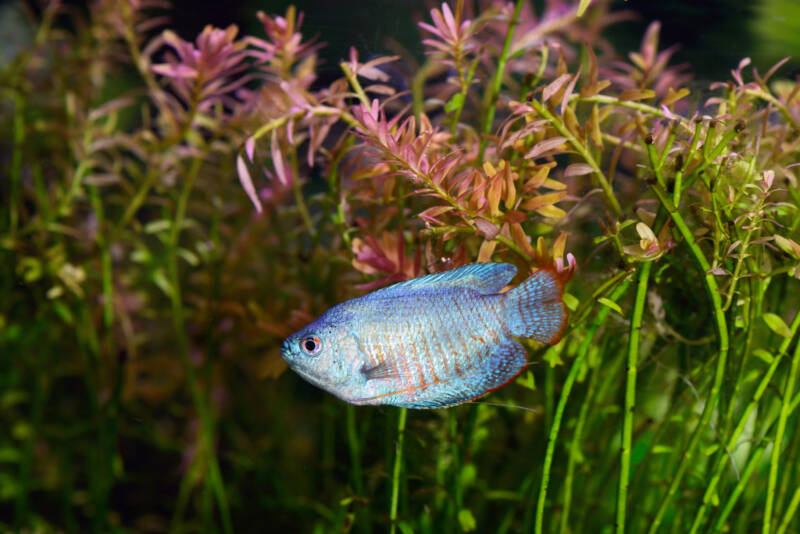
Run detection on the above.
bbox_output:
[503,268,567,344]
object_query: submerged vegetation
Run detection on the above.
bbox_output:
[1,0,799,532]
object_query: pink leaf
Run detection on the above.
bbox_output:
[474,218,500,240]
[236,155,262,213]
[543,74,572,103]
[245,136,255,162]
[564,163,594,177]
[525,137,567,159]
[151,63,198,79]
[560,67,582,118]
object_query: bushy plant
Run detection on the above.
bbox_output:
[1,1,799,532]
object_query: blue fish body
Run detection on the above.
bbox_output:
[280,263,567,408]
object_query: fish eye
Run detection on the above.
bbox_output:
[300,335,322,356]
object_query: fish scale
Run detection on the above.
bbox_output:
[280,262,567,408]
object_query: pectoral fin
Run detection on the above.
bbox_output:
[361,361,398,380]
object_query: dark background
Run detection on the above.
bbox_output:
[166,0,800,83]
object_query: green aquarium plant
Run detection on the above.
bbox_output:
[0,0,798,533]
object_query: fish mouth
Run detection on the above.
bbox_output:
[284,359,350,390]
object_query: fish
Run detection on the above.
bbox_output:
[280,262,567,408]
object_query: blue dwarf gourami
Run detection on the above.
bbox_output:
[280,262,567,409]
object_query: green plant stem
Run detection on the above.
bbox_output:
[687,306,800,533]
[744,87,800,133]
[411,59,440,121]
[777,475,800,534]
[88,186,114,330]
[576,95,694,133]
[710,443,767,532]
[250,106,358,143]
[341,62,370,106]
[536,279,631,534]
[346,405,364,496]
[764,315,800,534]
[289,149,315,236]
[389,408,408,534]
[571,269,632,326]
[167,158,232,534]
[118,167,160,229]
[528,99,622,217]
[479,0,525,163]
[713,389,800,533]
[647,184,729,534]
[560,362,597,534]
[519,46,549,100]
[616,260,652,534]
[449,58,479,134]
[9,92,24,236]
[775,414,800,529]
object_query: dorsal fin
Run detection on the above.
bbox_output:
[371,263,518,297]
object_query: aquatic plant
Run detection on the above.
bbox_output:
[0,0,799,533]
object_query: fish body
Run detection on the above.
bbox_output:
[280,263,567,408]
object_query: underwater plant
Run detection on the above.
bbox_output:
[1,0,799,533]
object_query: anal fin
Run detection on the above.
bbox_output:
[388,339,528,408]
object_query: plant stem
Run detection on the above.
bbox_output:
[536,279,631,534]
[479,0,525,163]
[346,404,364,492]
[710,443,767,532]
[167,158,232,534]
[777,476,800,534]
[9,92,24,236]
[687,306,800,533]
[646,183,730,534]
[289,149,315,236]
[389,408,408,534]
[616,260,652,534]
[528,99,622,217]
[764,313,800,534]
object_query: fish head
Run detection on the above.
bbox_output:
[280,305,364,395]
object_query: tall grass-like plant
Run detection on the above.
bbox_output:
[1,1,799,533]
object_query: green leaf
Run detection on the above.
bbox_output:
[144,219,171,234]
[543,346,564,367]
[460,463,477,487]
[515,371,536,391]
[763,312,792,338]
[598,297,623,315]
[445,92,465,113]
[651,445,673,455]
[577,0,593,16]
[458,509,476,532]
[153,269,173,298]
[0,447,21,463]
[563,292,579,311]
[398,521,415,534]
[178,248,199,266]
[753,349,774,364]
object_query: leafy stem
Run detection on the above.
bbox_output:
[167,157,233,534]
[528,98,622,217]
[646,183,730,534]
[389,408,408,534]
[537,279,631,534]
[479,0,525,162]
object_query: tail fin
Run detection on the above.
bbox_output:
[503,268,567,344]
